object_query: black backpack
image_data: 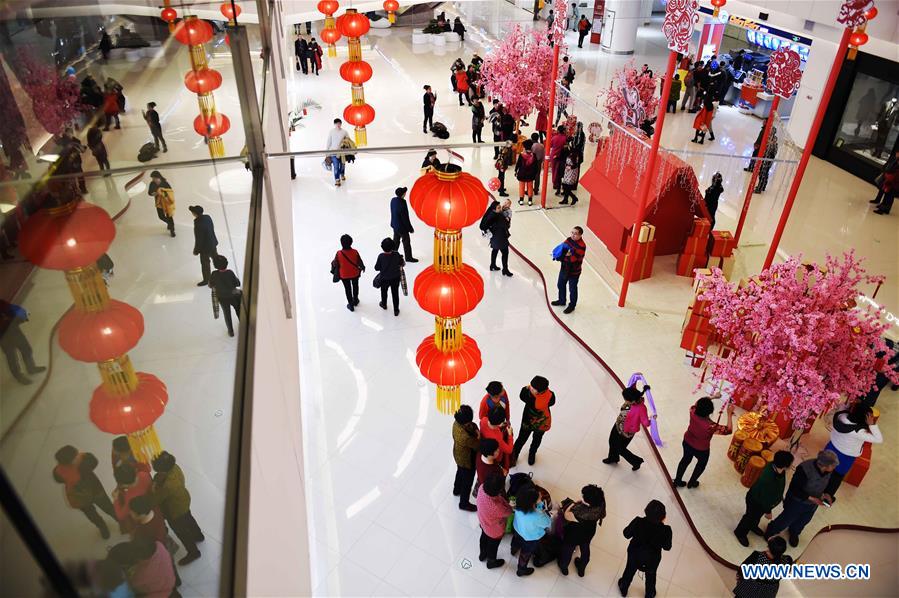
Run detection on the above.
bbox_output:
[431,121,450,139]
[137,142,158,162]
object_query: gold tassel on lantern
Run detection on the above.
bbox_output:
[127,425,163,464]
[208,136,225,158]
[98,355,140,396]
[436,385,461,415]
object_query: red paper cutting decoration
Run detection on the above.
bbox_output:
[19,202,115,270]
[339,60,373,85]
[837,0,873,28]
[661,0,698,55]
[184,68,223,94]
[766,48,803,99]
[384,0,400,23]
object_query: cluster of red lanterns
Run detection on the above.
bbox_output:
[318,1,342,57]
[172,15,231,157]
[410,165,490,414]
[18,201,169,463]
[849,5,877,59]
[337,9,375,146]
[384,0,400,23]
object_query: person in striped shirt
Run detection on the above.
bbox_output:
[551,226,587,314]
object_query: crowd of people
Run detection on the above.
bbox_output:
[52,440,204,597]
[450,380,813,597]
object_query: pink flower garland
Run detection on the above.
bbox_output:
[699,251,898,427]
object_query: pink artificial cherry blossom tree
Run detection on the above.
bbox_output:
[480,25,561,123]
[699,252,898,428]
[14,48,82,136]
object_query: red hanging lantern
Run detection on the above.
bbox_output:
[194,113,231,137]
[339,60,373,85]
[416,335,483,388]
[849,30,869,46]
[318,0,340,15]
[90,373,168,433]
[384,0,399,23]
[337,11,371,38]
[19,202,116,271]
[343,102,375,127]
[409,167,490,231]
[184,68,223,94]
[220,2,242,21]
[414,266,484,318]
[710,0,726,16]
[173,17,214,46]
[58,301,144,362]
[864,6,877,20]
[321,27,341,45]
[160,7,177,23]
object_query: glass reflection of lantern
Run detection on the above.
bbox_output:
[19,201,171,463]
[384,0,399,23]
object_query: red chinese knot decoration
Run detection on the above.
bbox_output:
[662,0,698,54]
[766,48,802,99]
[410,165,490,414]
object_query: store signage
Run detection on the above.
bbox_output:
[747,30,811,61]
[698,5,813,46]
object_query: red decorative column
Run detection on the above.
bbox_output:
[337,9,374,147]
[410,165,489,414]
[19,201,168,463]
[734,48,802,244]
[619,0,697,307]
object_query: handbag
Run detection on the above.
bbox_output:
[372,273,382,288]
[400,267,408,296]
[874,173,885,187]
[330,259,340,283]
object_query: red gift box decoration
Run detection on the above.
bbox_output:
[682,308,712,334]
[616,239,656,282]
[680,327,710,352]
[710,230,737,257]
[845,443,872,487]
[683,236,707,256]
[677,252,709,277]
[691,217,711,239]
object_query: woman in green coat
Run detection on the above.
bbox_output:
[152,451,205,565]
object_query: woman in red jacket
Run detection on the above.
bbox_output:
[479,380,511,421]
[335,234,365,311]
[456,68,470,106]
[691,95,716,144]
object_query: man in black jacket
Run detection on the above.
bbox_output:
[295,36,309,74]
[189,205,219,286]
[422,85,436,134]
[389,187,418,262]
[0,300,46,384]
[142,102,167,152]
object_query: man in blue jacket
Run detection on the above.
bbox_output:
[389,187,418,262]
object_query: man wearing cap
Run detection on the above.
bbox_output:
[512,376,556,466]
[765,450,838,547]
[142,101,167,153]
[389,187,418,263]
[188,205,219,286]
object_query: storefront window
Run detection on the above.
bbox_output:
[832,73,899,167]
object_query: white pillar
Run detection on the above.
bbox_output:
[640,0,653,25]
[601,0,641,55]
